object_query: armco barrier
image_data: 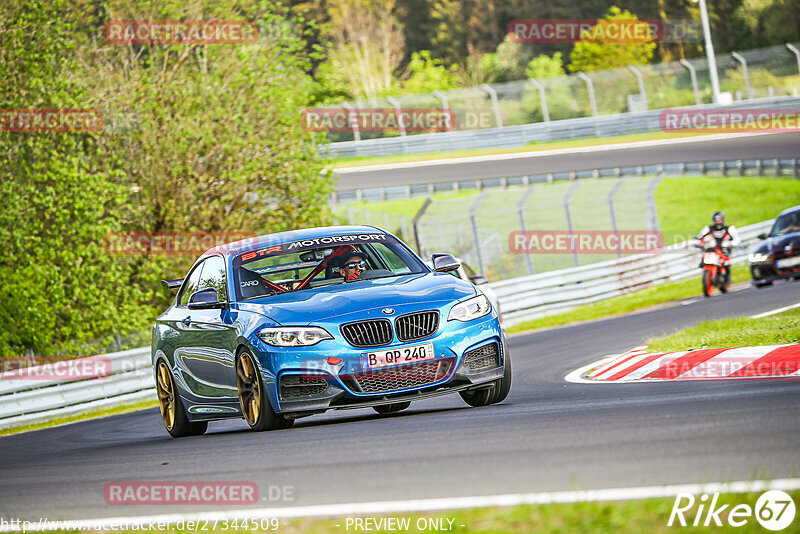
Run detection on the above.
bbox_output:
[0,220,775,430]
[326,95,800,158]
[0,347,153,430]
[488,220,773,327]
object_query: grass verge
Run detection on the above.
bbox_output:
[507,264,751,335]
[35,490,799,532]
[0,398,158,437]
[327,130,727,169]
[647,305,800,352]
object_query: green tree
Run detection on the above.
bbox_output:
[0,0,142,355]
[569,6,656,73]
[400,50,460,93]
[526,51,566,79]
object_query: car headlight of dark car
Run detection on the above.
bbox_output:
[748,252,770,263]
[448,294,492,322]
[257,327,333,347]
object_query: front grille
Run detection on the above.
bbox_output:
[341,319,393,347]
[463,343,500,371]
[341,359,453,394]
[279,374,328,400]
[395,311,439,341]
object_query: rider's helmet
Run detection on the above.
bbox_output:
[711,211,725,230]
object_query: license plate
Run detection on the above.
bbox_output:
[777,256,800,268]
[362,343,435,370]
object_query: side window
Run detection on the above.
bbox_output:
[178,260,206,306]
[197,255,228,302]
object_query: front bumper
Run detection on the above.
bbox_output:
[252,313,505,415]
[750,261,800,284]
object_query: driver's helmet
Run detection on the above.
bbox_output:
[711,211,725,230]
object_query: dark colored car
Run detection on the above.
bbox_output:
[748,205,800,287]
[152,226,511,438]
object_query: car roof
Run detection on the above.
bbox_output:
[202,225,387,258]
[777,205,800,217]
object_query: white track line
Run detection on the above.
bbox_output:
[751,302,800,319]
[5,479,800,531]
[333,131,784,174]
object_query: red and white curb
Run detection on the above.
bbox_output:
[566,344,800,384]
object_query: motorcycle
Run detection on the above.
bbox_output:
[698,246,731,297]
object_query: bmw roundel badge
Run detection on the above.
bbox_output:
[382,308,395,315]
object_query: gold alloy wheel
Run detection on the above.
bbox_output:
[156,361,176,431]
[237,352,261,425]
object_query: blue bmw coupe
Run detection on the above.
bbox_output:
[152,226,510,437]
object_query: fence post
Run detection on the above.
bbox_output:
[731,52,753,100]
[627,65,648,111]
[608,177,625,258]
[342,102,360,142]
[563,180,581,267]
[480,84,504,128]
[787,44,800,78]
[576,72,598,117]
[679,59,701,105]
[469,192,489,275]
[412,198,433,255]
[646,172,665,233]
[385,96,407,137]
[432,90,453,131]
[527,78,550,122]
[517,187,536,275]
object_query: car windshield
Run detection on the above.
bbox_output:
[771,211,800,236]
[232,234,428,300]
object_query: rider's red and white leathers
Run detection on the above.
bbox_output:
[695,225,741,255]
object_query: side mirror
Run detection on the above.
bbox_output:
[757,233,768,240]
[432,254,460,273]
[469,275,489,285]
[187,287,225,309]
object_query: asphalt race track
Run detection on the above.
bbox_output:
[2,279,799,522]
[333,132,800,190]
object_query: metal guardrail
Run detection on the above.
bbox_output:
[327,95,800,159]
[488,220,773,327]
[332,157,800,204]
[0,347,153,430]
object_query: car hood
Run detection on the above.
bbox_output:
[235,272,476,325]
[752,232,800,254]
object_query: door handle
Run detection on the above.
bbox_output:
[182,316,191,325]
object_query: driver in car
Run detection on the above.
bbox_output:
[339,252,368,281]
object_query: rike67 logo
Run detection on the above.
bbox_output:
[668,490,795,530]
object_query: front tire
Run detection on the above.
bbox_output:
[460,351,512,407]
[702,270,713,297]
[156,360,207,438]
[373,402,411,414]
[236,349,294,432]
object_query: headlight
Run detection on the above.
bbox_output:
[257,327,333,347]
[448,294,492,322]
[748,252,770,263]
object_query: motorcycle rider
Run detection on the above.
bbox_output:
[694,211,741,290]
